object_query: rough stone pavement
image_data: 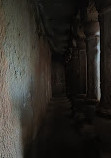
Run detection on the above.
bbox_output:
[26,96,99,158]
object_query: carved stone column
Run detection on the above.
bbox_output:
[85,2,101,101]
[65,49,73,98]
[85,22,100,101]
[94,1,111,156]
[77,32,87,96]
[71,40,80,97]
[95,0,111,110]
[65,40,80,99]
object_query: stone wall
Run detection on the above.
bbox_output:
[0,0,52,157]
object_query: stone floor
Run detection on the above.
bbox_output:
[26,96,100,158]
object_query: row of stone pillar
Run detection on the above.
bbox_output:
[72,21,100,102]
[72,1,111,155]
[68,0,111,113]
[79,0,111,112]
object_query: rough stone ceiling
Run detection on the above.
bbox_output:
[35,0,80,54]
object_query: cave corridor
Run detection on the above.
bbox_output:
[0,0,111,158]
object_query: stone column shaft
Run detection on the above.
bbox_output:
[99,9,111,108]
[79,49,87,94]
[71,48,80,96]
[85,22,101,101]
[77,39,87,95]
[94,3,111,155]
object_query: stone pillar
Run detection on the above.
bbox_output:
[94,1,111,157]
[65,40,80,99]
[65,49,73,98]
[77,38,87,96]
[71,45,80,97]
[84,1,101,101]
[98,4,111,110]
[85,21,100,101]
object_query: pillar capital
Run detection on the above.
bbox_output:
[84,21,100,38]
[84,1,100,38]
[87,0,98,22]
[76,25,86,50]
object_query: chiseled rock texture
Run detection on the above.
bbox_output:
[0,0,52,157]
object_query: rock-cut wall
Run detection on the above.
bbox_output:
[0,0,52,157]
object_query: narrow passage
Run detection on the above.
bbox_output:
[28,97,99,158]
